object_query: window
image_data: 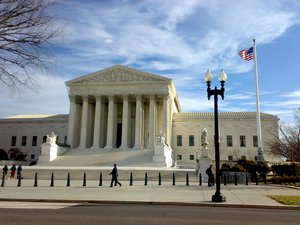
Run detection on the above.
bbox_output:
[226,135,233,147]
[32,136,37,146]
[228,155,233,161]
[11,136,17,146]
[31,154,35,159]
[189,135,194,146]
[254,156,258,161]
[240,135,246,147]
[241,156,247,160]
[177,135,182,146]
[21,136,27,146]
[43,136,47,143]
[177,155,182,160]
[189,155,195,160]
[253,136,258,147]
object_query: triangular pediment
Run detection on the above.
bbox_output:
[66,65,171,85]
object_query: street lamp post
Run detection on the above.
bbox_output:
[204,69,227,202]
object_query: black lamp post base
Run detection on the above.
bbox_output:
[212,193,226,202]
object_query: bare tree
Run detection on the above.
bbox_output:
[0,0,61,91]
[268,108,300,162]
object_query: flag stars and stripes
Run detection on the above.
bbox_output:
[238,47,254,61]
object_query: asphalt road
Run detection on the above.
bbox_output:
[0,202,299,225]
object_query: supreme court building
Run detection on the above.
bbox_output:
[0,65,281,167]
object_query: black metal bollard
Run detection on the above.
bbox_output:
[246,174,248,186]
[256,174,258,185]
[199,173,202,186]
[99,172,102,186]
[144,172,148,186]
[1,172,5,187]
[234,173,238,186]
[82,172,86,186]
[34,172,38,187]
[17,173,21,187]
[158,172,161,186]
[50,172,54,187]
[66,173,70,187]
[223,173,227,186]
[130,172,133,186]
[186,173,189,186]
[172,172,175,186]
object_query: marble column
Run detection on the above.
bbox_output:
[148,95,156,149]
[79,96,89,149]
[105,95,114,149]
[120,95,129,149]
[163,95,169,145]
[67,96,76,147]
[91,95,102,149]
[133,95,142,149]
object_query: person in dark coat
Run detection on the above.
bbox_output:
[206,165,215,187]
[2,165,8,178]
[109,163,121,187]
[17,164,22,179]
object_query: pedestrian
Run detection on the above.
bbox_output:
[10,164,16,179]
[17,164,22,179]
[2,164,8,178]
[109,163,121,187]
[206,165,215,187]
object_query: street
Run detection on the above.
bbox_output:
[0,202,299,225]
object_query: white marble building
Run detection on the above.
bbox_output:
[0,65,280,166]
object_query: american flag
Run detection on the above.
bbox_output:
[238,47,254,61]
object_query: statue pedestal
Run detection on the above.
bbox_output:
[38,143,58,164]
[153,143,173,167]
[198,158,212,183]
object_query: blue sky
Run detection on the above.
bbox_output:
[1,0,300,123]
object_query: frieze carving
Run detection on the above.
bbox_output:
[71,66,169,84]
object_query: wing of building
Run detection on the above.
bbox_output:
[0,65,281,167]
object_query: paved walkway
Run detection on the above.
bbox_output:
[0,178,299,209]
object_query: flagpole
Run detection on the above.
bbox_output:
[253,39,264,161]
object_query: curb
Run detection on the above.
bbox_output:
[0,198,299,210]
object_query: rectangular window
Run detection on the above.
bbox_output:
[189,135,194,146]
[11,136,17,146]
[32,136,37,146]
[226,135,233,147]
[241,156,247,160]
[21,136,27,146]
[43,136,47,143]
[31,154,35,159]
[177,135,182,146]
[253,136,258,147]
[189,155,195,160]
[177,155,182,160]
[228,155,233,161]
[240,135,246,147]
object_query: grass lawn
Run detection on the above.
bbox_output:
[269,195,300,205]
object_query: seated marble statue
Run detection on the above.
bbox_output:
[157,130,166,144]
[46,132,57,144]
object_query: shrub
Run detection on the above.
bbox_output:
[271,164,300,177]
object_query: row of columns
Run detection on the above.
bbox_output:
[67,94,170,150]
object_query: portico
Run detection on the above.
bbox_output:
[65,65,181,151]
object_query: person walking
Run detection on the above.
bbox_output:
[2,164,8,179]
[109,163,121,187]
[206,165,215,187]
[10,164,16,179]
[17,164,22,179]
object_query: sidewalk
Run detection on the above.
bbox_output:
[0,178,299,209]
